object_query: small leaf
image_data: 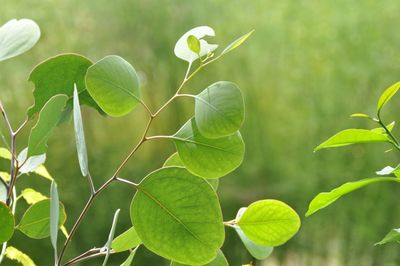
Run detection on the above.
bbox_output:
[21,188,47,205]
[377,81,400,114]
[131,167,224,265]
[234,207,273,260]
[222,29,254,55]
[0,181,6,203]
[237,200,300,246]
[376,166,397,176]
[173,118,244,178]
[27,95,68,157]
[195,81,245,138]
[120,248,138,266]
[50,181,60,260]
[371,121,395,134]
[0,172,10,182]
[314,129,390,151]
[306,177,400,217]
[170,250,228,266]
[33,165,53,181]
[17,199,66,239]
[17,148,46,174]
[73,85,89,176]
[350,113,372,119]
[112,226,142,253]
[187,35,200,54]
[0,202,14,243]
[376,228,400,245]
[0,147,11,160]
[5,246,36,266]
[86,55,141,117]
[0,19,40,61]
[103,209,120,266]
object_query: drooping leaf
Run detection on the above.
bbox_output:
[0,181,6,203]
[112,226,142,253]
[163,152,219,190]
[21,188,47,205]
[5,246,36,266]
[170,249,228,266]
[306,177,400,217]
[103,209,120,266]
[0,19,40,61]
[174,26,218,63]
[314,129,390,151]
[195,81,244,138]
[120,248,138,266]
[27,95,68,157]
[17,199,66,239]
[221,29,254,55]
[73,85,89,176]
[375,228,400,245]
[0,202,14,243]
[234,207,273,260]
[131,167,224,265]
[28,53,101,118]
[377,81,400,114]
[50,181,59,259]
[187,35,201,54]
[17,148,46,174]
[173,118,244,178]
[86,55,141,117]
[237,200,300,246]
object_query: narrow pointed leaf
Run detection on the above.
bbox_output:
[0,202,14,243]
[377,81,400,113]
[112,226,141,252]
[306,177,400,217]
[350,113,371,119]
[103,209,120,266]
[5,246,36,266]
[120,247,138,266]
[50,181,59,259]
[73,85,89,176]
[222,30,254,55]
[376,228,400,245]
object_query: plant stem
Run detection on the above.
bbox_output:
[377,115,400,150]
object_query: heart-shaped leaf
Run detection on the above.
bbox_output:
[0,202,14,243]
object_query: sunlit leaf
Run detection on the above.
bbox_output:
[17,148,46,174]
[376,228,400,245]
[73,85,89,176]
[170,249,228,266]
[33,165,53,181]
[5,246,36,266]
[86,55,141,117]
[0,147,11,160]
[131,167,224,265]
[306,177,400,217]
[187,35,200,54]
[0,19,40,62]
[0,202,14,243]
[21,188,47,205]
[120,248,138,266]
[350,113,371,119]
[221,29,254,55]
[112,226,142,253]
[377,81,400,114]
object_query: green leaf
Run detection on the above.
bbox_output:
[187,35,201,54]
[195,81,245,138]
[73,85,89,176]
[173,118,244,178]
[17,148,46,174]
[371,121,395,134]
[376,228,400,245]
[103,209,120,266]
[306,177,400,217]
[0,181,6,203]
[350,113,371,119]
[170,250,228,266]
[50,181,59,259]
[86,55,141,117]
[376,166,397,176]
[131,167,224,265]
[0,147,11,160]
[33,165,53,181]
[163,153,219,190]
[221,29,254,55]
[5,246,36,266]
[21,188,47,205]
[28,53,101,118]
[0,202,14,243]
[237,200,300,246]
[0,19,40,61]
[112,227,142,253]
[120,248,138,266]
[314,129,390,151]
[377,81,400,114]
[17,199,66,239]
[27,95,68,157]
[234,208,273,260]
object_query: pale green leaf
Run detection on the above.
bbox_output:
[131,167,224,265]
[306,177,400,217]
[377,81,400,113]
[350,113,371,119]
[86,55,141,117]
[112,227,142,253]
[120,248,138,266]
[33,165,53,181]
[21,188,47,205]
[222,29,254,55]
[0,202,14,243]
[73,85,89,176]
[314,129,390,151]
[0,19,40,61]
[17,148,46,174]
[103,209,120,266]
[0,147,11,160]
[187,35,200,54]
[0,172,10,182]
[376,228,400,245]
[195,81,244,138]
[0,181,6,203]
[50,181,59,258]
[27,95,68,157]
[237,200,300,246]
[173,118,244,178]
[5,246,36,266]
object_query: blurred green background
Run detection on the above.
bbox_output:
[2,1,400,265]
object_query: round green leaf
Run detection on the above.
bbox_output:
[237,200,300,246]
[86,55,141,117]
[17,199,66,239]
[170,249,228,266]
[195,81,244,138]
[0,19,40,62]
[0,202,14,243]
[131,167,224,265]
[173,118,244,178]
[112,227,142,253]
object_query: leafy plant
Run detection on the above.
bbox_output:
[307,81,400,245]
[0,19,300,265]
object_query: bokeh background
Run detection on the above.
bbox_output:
[1,1,400,265]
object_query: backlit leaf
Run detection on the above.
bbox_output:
[112,226,142,253]
[5,246,36,266]
[21,188,47,205]
[377,81,400,114]
[170,250,228,266]
[221,30,254,55]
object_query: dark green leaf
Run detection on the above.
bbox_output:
[376,228,400,245]
[86,55,141,117]
[131,167,224,265]
[112,227,142,253]
[0,202,14,243]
